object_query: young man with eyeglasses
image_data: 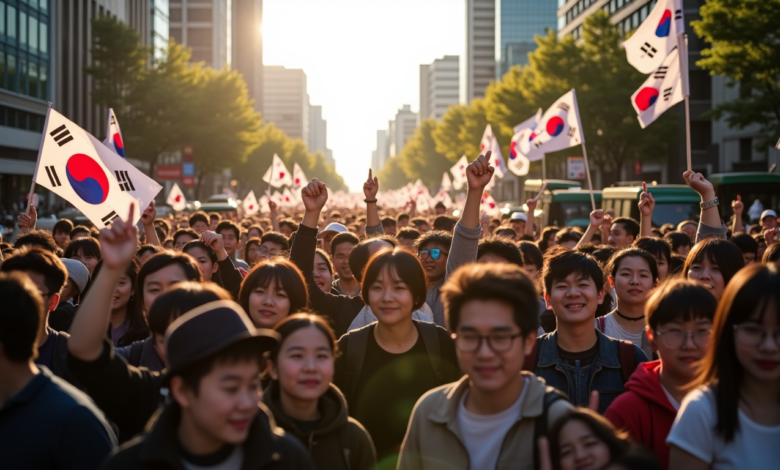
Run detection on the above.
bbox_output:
[258,232,290,260]
[605,279,716,468]
[398,263,572,470]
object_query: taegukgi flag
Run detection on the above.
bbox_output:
[528,89,584,153]
[623,0,684,74]
[103,108,126,158]
[263,154,293,188]
[34,108,139,227]
[631,46,685,128]
[480,124,508,179]
[508,109,542,176]
[242,190,259,215]
[92,133,162,213]
[292,162,308,191]
[166,183,187,211]
[450,156,468,190]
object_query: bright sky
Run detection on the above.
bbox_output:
[263,0,464,191]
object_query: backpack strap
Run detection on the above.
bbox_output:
[596,316,606,333]
[417,321,445,385]
[522,337,540,372]
[128,340,145,367]
[617,340,636,384]
[533,387,569,470]
[344,325,372,405]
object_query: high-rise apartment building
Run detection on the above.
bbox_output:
[309,103,333,165]
[463,0,494,103]
[169,0,230,68]
[387,105,417,158]
[420,55,459,122]
[263,65,309,143]
[496,0,557,78]
[371,130,388,171]
[231,0,262,113]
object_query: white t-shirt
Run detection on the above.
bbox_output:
[595,312,652,358]
[661,384,681,411]
[667,386,780,469]
[457,377,530,470]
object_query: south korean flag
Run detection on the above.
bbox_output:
[528,89,585,153]
[92,134,162,213]
[623,0,684,74]
[631,46,685,128]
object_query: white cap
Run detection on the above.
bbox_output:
[510,212,528,222]
[317,222,349,239]
[761,209,777,220]
[60,258,90,294]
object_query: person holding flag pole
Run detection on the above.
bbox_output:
[19,102,53,234]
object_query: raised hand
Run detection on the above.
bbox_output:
[302,179,328,212]
[201,230,227,260]
[140,201,157,226]
[99,204,138,270]
[526,198,538,214]
[731,195,744,215]
[683,170,715,199]
[18,206,37,234]
[268,200,278,213]
[638,182,655,217]
[466,151,495,191]
[363,169,379,200]
[589,209,605,228]
[765,227,778,245]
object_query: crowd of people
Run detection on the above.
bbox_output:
[0,152,778,470]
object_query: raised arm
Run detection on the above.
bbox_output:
[140,202,161,246]
[17,205,37,235]
[525,198,538,239]
[201,230,242,298]
[461,151,494,229]
[577,209,606,248]
[364,169,382,234]
[683,171,726,242]
[269,200,280,233]
[731,195,744,234]
[638,182,655,238]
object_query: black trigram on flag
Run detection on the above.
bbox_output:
[641,42,658,58]
[674,9,682,20]
[45,166,62,187]
[109,114,117,127]
[101,211,119,227]
[115,170,135,192]
[49,125,74,147]
[558,103,570,112]
[654,67,669,79]
[663,87,673,101]
[568,127,578,138]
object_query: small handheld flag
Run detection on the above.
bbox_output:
[631,47,684,128]
[263,154,293,189]
[242,190,259,215]
[166,183,187,211]
[292,163,308,191]
[480,125,508,179]
[103,108,126,158]
[528,90,583,153]
[450,156,469,191]
[623,0,684,74]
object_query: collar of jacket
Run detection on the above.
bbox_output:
[426,372,550,428]
[263,381,349,439]
[137,401,286,469]
[537,329,621,369]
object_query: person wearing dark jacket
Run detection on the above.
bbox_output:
[183,231,244,299]
[264,314,376,470]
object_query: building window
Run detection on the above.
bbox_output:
[690,70,711,101]
[187,28,212,47]
[20,11,27,46]
[188,7,212,22]
[170,27,182,44]
[739,138,752,162]
[0,104,45,132]
[691,121,711,151]
[169,7,182,22]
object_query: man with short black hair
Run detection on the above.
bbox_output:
[208,212,221,231]
[14,229,60,253]
[434,201,447,215]
[411,217,430,234]
[329,231,360,296]
[609,217,640,248]
[397,213,410,228]
[278,219,298,238]
[0,272,117,469]
[188,211,210,234]
[381,217,397,236]
[172,228,199,251]
[53,219,74,250]
[396,227,421,251]
[216,220,249,270]
[730,232,759,265]
[70,225,92,240]
[433,215,456,233]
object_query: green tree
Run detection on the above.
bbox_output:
[432,99,491,163]
[692,0,780,149]
[399,119,453,188]
[376,155,410,190]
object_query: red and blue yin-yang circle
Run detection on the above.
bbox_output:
[656,10,672,37]
[112,133,125,158]
[546,117,565,137]
[635,87,660,111]
[65,154,110,205]
[509,141,518,160]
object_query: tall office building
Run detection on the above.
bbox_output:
[263,65,309,143]
[496,0,557,78]
[387,105,418,158]
[309,103,333,165]
[420,55,459,122]
[463,0,494,103]
[127,0,170,61]
[231,0,262,113]
[169,0,230,69]
[371,129,388,171]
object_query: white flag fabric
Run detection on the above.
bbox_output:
[450,156,469,190]
[480,124,508,179]
[282,188,296,207]
[292,163,307,191]
[509,109,542,175]
[242,190,259,216]
[440,172,452,192]
[631,47,684,128]
[34,108,139,227]
[262,154,293,188]
[166,183,187,211]
[528,89,584,153]
[91,133,162,213]
[103,108,126,158]
[513,109,542,134]
[623,0,684,74]
[480,193,499,216]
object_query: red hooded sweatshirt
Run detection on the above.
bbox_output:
[604,360,677,469]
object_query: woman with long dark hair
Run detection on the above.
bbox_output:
[238,259,309,330]
[683,238,745,301]
[64,237,102,275]
[547,408,633,470]
[92,258,148,347]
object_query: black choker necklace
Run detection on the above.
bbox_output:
[615,310,645,322]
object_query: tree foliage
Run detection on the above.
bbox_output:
[692,0,780,149]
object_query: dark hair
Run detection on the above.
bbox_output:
[314,248,333,275]
[208,212,221,222]
[238,259,309,318]
[397,213,410,223]
[683,238,745,287]
[172,228,199,246]
[349,236,398,282]
[518,241,543,270]
[696,264,780,442]
[260,232,290,251]
[632,237,671,265]
[538,226,560,253]
[664,231,692,253]
[435,201,446,209]
[188,211,209,228]
[591,246,617,266]
[495,228,517,239]
[269,313,338,364]
[183,240,218,265]
[53,219,74,235]
[555,228,583,245]
[397,227,421,241]
[63,237,102,262]
[549,408,632,470]
[147,281,231,336]
[154,218,171,237]
[612,217,640,239]
[279,219,298,233]
[729,233,758,256]
[137,252,202,311]
[70,225,91,240]
[763,242,780,264]
[176,333,264,395]
[645,278,717,331]
[216,221,240,240]
[543,250,605,296]
[247,225,264,239]
[0,272,45,362]
[442,262,539,334]
[433,216,456,232]
[92,258,149,346]
[606,446,664,470]
[137,244,164,260]
[1,247,68,296]
[605,248,659,283]
[477,236,524,267]
[411,217,429,228]
[669,254,686,276]
[14,230,59,253]
[330,232,360,257]
[381,217,397,228]
[243,237,261,264]
[414,230,453,253]
[361,248,427,311]
[659,223,675,235]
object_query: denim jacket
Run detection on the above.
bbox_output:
[533,330,648,413]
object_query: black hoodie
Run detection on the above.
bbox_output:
[263,382,377,470]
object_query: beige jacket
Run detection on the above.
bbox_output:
[397,372,572,470]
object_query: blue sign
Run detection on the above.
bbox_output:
[182,162,195,176]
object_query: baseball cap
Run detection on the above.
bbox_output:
[510,212,528,222]
[60,258,89,294]
[164,300,279,378]
[761,209,777,220]
[317,222,349,239]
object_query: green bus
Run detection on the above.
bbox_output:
[602,185,700,227]
[523,179,602,228]
[708,172,780,219]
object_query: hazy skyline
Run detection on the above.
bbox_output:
[263,0,464,191]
